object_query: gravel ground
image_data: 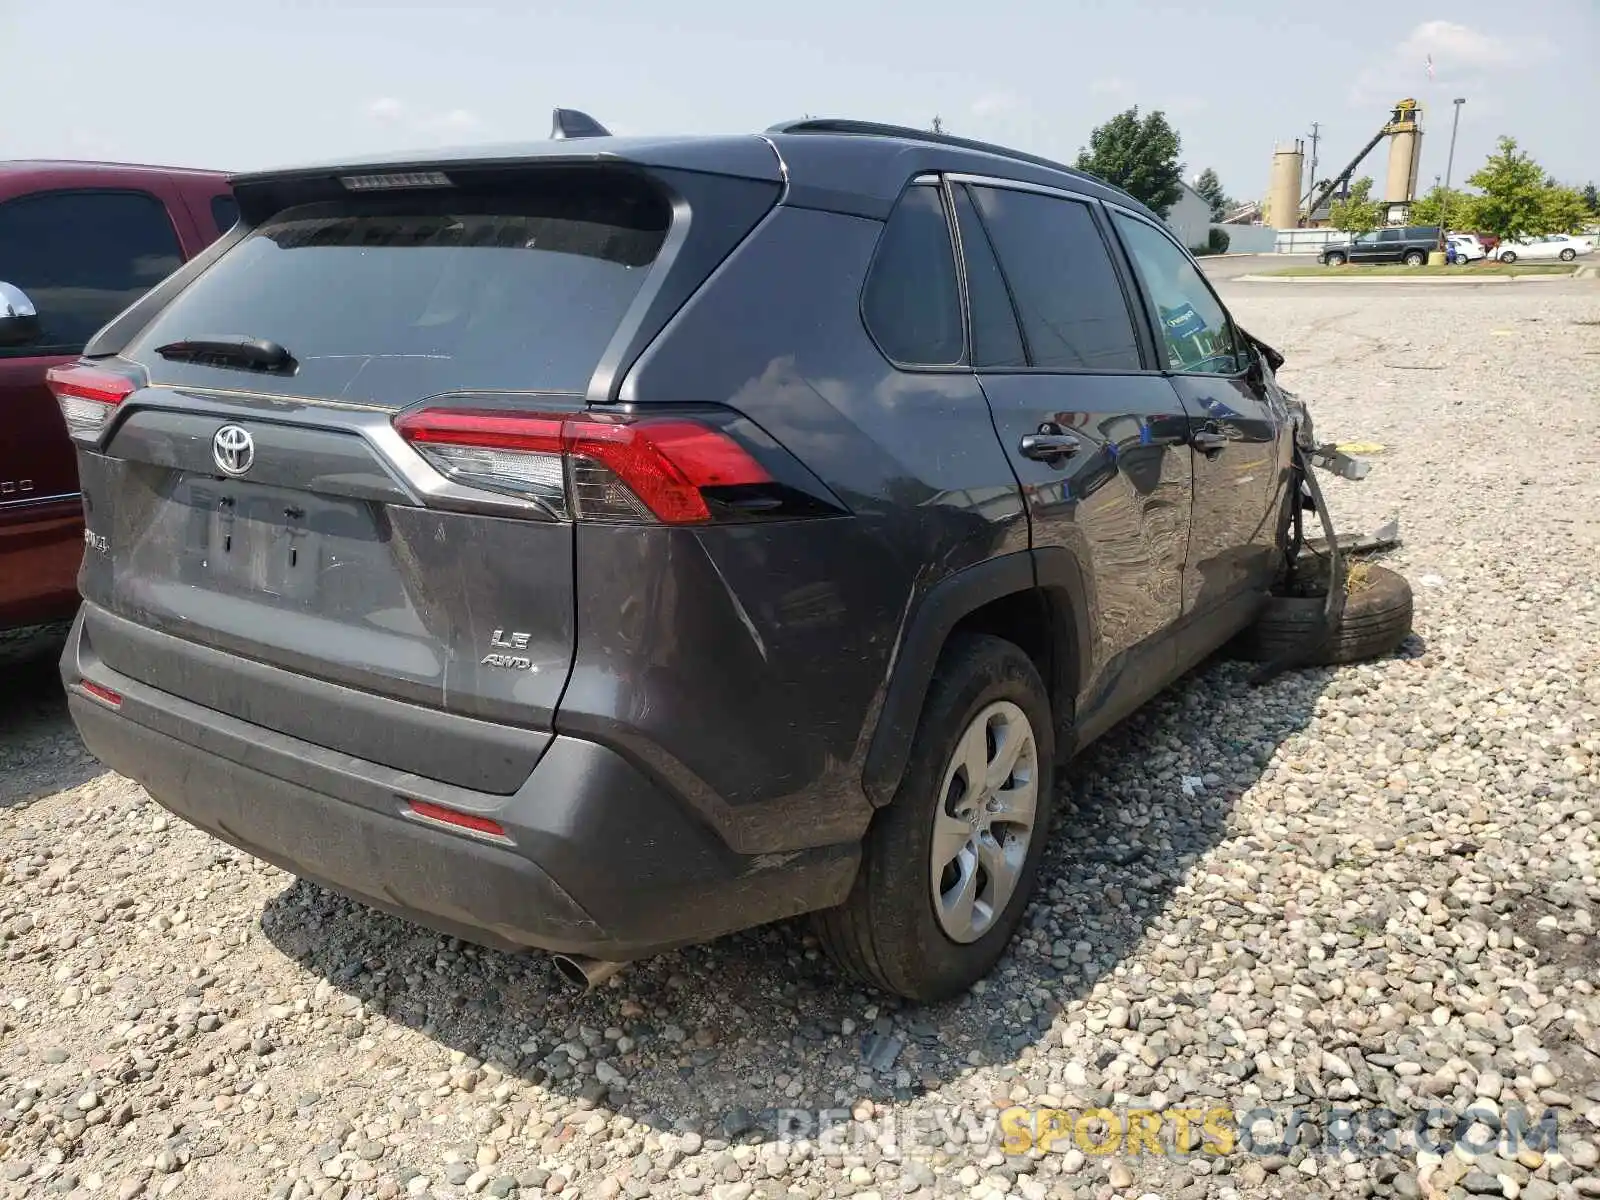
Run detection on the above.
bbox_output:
[2,285,1598,1200]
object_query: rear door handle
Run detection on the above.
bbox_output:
[1019,432,1081,463]
[1190,428,1230,455]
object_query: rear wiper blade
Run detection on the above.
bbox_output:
[154,335,297,375]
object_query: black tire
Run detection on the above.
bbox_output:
[1499,250,1517,264]
[1233,564,1413,666]
[1404,250,1427,266]
[1560,248,1577,262]
[1324,252,1346,266]
[814,634,1055,1001]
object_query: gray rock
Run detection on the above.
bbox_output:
[722,1107,756,1138]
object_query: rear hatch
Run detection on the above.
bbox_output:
[67,163,766,792]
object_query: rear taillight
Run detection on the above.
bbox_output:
[395,408,774,524]
[46,362,140,443]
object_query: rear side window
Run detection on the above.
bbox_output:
[0,189,182,355]
[129,171,671,403]
[210,194,239,236]
[952,187,1026,368]
[1111,212,1244,375]
[862,185,964,367]
[967,186,1141,372]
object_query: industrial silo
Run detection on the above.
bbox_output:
[1265,140,1304,228]
[1383,99,1424,206]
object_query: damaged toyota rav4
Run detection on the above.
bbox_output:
[54,115,1408,1000]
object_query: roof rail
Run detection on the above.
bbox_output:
[766,118,1101,187]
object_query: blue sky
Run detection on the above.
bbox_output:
[3,0,1595,202]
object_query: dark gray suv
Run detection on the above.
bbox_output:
[53,118,1297,1000]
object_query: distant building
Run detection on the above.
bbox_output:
[1163,180,1214,251]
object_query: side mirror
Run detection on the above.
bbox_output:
[0,281,41,348]
[1239,327,1285,374]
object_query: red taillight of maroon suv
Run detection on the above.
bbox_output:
[395,405,837,525]
[45,362,141,443]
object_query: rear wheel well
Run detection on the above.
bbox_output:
[948,589,1073,741]
[861,558,1086,808]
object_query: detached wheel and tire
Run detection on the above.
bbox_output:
[815,635,1053,1001]
[1234,564,1414,666]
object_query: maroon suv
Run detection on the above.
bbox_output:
[0,161,233,632]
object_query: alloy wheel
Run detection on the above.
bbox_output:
[929,700,1039,943]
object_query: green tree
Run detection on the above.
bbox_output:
[1075,107,1184,217]
[1466,137,1548,239]
[1328,176,1383,236]
[1581,182,1598,215]
[1539,185,1591,234]
[1409,185,1478,230]
[1194,168,1232,221]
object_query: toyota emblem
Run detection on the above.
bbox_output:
[212,425,255,476]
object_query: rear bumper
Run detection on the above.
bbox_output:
[61,612,858,959]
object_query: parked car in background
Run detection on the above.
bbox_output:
[1448,234,1487,262]
[1543,232,1595,253]
[1494,235,1593,263]
[53,117,1325,1000]
[0,161,233,633]
[1319,225,1442,266]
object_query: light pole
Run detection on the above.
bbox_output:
[1442,98,1466,241]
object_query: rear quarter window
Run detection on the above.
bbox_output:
[128,170,671,404]
[861,184,965,367]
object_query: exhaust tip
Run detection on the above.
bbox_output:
[552,954,626,990]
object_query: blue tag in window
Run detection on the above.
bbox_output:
[1161,303,1207,342]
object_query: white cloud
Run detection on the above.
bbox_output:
[969,91,1022,120]
[364,97,405,123]
[1089,77,1130,99]
[1401,19,1547,71]
[361,99,483,141]
[1349,20,1551,106]
[418,108,481,136]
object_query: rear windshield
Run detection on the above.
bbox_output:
[128,171,670,403]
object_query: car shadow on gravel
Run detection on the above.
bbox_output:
[261,655,1339,1139]
[0,621,104,810]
